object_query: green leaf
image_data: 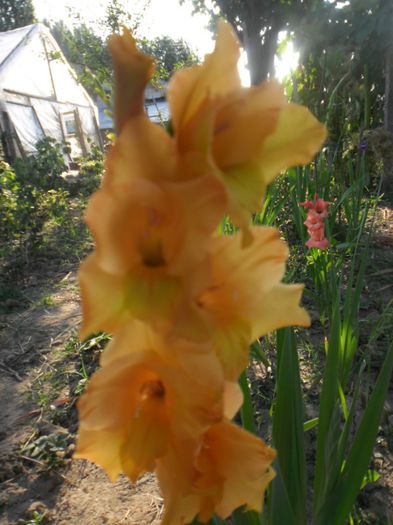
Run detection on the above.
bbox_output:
[304,417,319,432]
[239,371,257,435]
[360,469,380,490]
[250,340,270,368]
[269,460,297,525]
[315,344,393,525]
[313,297,342,514]
[232,507,262,525]
[336,360,367,469]
[271,328,306,524]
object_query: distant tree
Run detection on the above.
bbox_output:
[51,20,198,97]
[185,0,323,85]
[293,0,393,127]
[140,36,198,81]
[51,21,111,97]
[0,0,35,32]
[105,0,151,35]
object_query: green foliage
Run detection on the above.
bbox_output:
[0,0,35,32]
[1,137,68,248]
[23,511,48,525]
[271,329,307,525]
[264,322,393,525]
[0,160,20,239]
[293,0,392,145]
[0,137,89,268]
[21,432,71,468]
[185,0,325,84]
[104,0,139,35]
[14,137,67,189]
[140,36,198,81]
[75,141,104,196]
[50,21,112,98]
[50,18,199,111]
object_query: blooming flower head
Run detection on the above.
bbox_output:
[300,194,330,250]
[300,194,330,216]
[173,227,310,380]
[79,122,226,338]
[75,19,327,525]
[157,420,276,525]
[168,20,327,230]
[75,324,225,482]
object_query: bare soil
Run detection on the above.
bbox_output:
[0,267,162,524]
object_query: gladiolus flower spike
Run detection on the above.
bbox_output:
[76,20,326,525]
[300,194,330,250]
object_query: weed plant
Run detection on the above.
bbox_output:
[2,76,391,524]
[205,143,392,524]
[0,138,102,306]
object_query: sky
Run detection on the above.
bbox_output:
[32,0,298,83]
[32,0,215,56]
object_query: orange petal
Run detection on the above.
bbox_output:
[168,20,241,133]
[157,420,276,524]
[108,28,155,132]
[213,82,287,169]
[85,177,179,275]
[76,357,169,481]
[82,174,226,334]
[76,344,224,483]
[79,250,184,339]
[168,175,227,273]
[171,227,308,380]
[213,87,326,220]
[74,429,123,481]
[223,382,243,419]
[218,160,268,228]
[250,283,311,340]
[120,388,170,481]
[157,438,201,525]
[78,253,130,340]
[103,116,176,190]
[100,326,225,434]
[202,421,276,518]
[211,320,251,381]
[124,270,183,326]
[259,103,327,185]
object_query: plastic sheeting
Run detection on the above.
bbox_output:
[0,25,33,65]
[49,52,91,106]
[0,24,102,157]
[32,99,64,144]
[6,102,44,153]
[78,106,99,144]
[0,25,92,104]
[0,27,54,99]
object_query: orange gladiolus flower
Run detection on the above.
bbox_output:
[75,19,328,525]
[173,227,310,380]
[157,420,276,525]
[75,326,224,482]
[168,20,327,227]
[79,120,226,339]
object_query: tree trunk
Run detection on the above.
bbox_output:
[383,48,393,197]
[215,0,280,86]
[384,49,393,133]
[243,23,278,85]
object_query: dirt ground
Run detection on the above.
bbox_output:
[0,206,392,525]
[0,268,162,525]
